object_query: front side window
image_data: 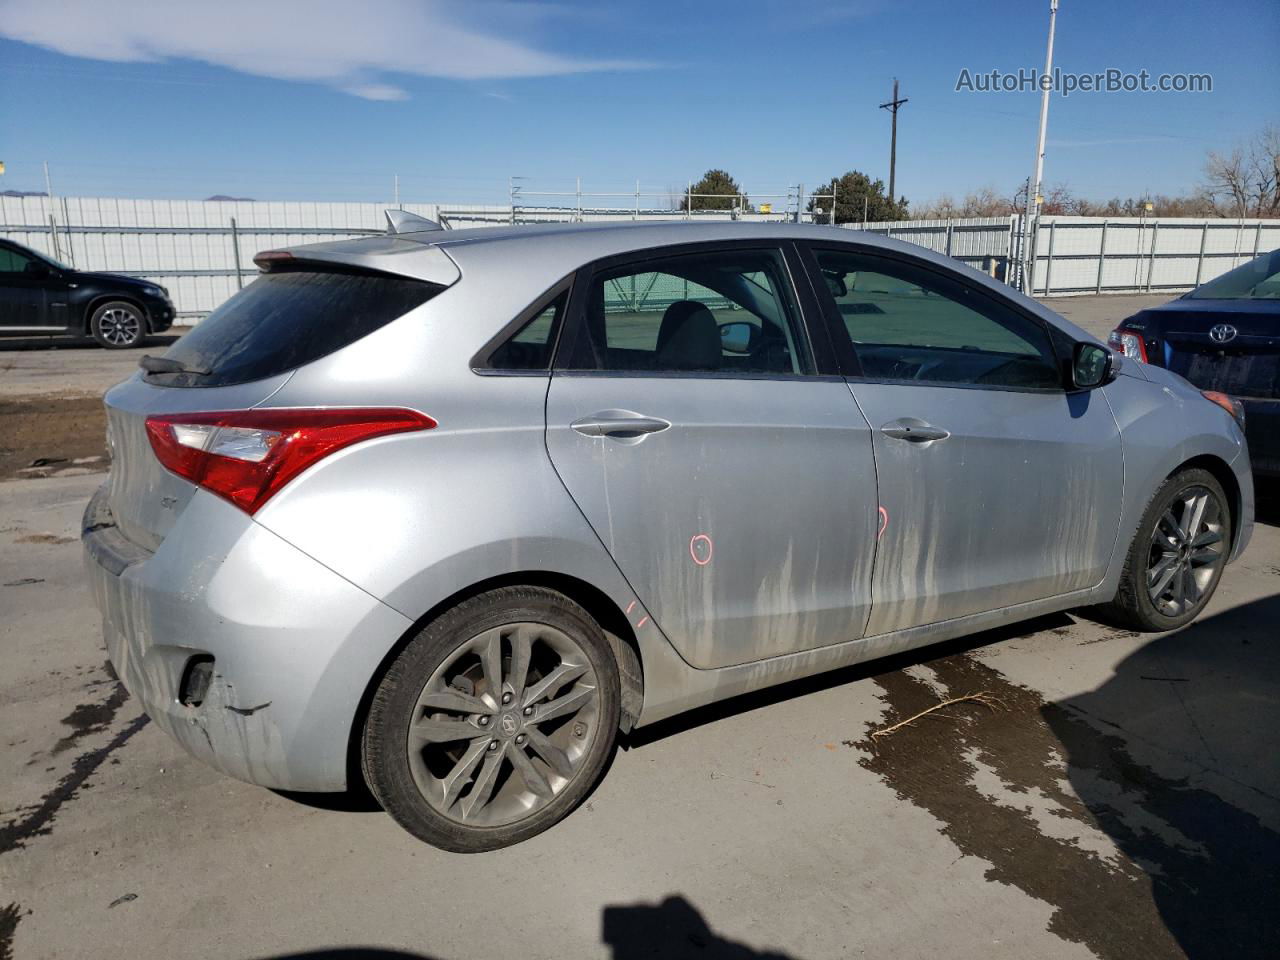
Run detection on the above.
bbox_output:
[814,249,1061,390]
[564,248,807,375]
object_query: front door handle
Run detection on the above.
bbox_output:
[880,418,950,444]
[571,411,671,438]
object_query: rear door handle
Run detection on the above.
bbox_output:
[880,418,950,443]
[571,411,671,438]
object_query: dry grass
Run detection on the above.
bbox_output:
[854,691,1008,751]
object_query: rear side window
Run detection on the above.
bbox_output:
[485,293,566,371]
[153,269,441,387]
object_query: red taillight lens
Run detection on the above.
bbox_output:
[1107,328,1148,363]
[145,408,436,514]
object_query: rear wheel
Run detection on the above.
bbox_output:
[1101,468,1231,631]
[90,301,145,348]
[362,586,620,852]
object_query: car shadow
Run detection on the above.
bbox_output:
[1043,594,1280,959]
[0,334,182,352]
[621,612,1074,749]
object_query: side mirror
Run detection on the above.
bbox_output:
[1070,342,1117,390]
[718,321,755,355]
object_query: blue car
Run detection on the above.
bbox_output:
[1110,249,1280,479]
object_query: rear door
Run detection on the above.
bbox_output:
[801,243,1123,635]
[545,242,879,670]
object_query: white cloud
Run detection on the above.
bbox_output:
[0,0,650,99]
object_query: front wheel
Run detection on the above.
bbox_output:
[1100,467,1232,631]
[362,586,620,852]
[89,301,145,348]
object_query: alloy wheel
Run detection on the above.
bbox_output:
[99,307,141,346]
[1146,484,1226,618]
[406,621,601,827]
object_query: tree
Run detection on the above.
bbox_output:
[1204,125,1280,218]
[807,170,907,224]
[681,169,748,211]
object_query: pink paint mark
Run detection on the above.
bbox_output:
[689,533,713,566]
[877,506,889,540]
[625,600,636,615]
[636,616,650,629]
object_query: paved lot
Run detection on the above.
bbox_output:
[1,473,1276,960]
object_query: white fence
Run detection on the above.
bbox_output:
[845,215,1280,296]
[2,196,1277,319]
[0,195,814,318]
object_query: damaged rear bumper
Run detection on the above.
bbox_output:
[82,484,412,791]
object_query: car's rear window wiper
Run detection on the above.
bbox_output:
[139,355,212,376]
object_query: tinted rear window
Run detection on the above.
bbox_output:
[152,269,441,386]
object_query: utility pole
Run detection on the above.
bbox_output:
[1023,0,1059,293]
[879,79,908,205]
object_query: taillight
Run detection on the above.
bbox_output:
[1201,391,1245,428]
[1107,328,1148,363]
[145,408,436,514]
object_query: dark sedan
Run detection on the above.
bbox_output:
[0,238,175,348]
[1110,249,1279,478]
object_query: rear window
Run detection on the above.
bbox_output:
[152,268,441,386]
[1187,250,1280,300]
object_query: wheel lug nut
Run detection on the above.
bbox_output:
[522,706,533,717]
[501,692,513,705]
[477,715,489,726]
[488,740,500,751]
[515,734,526,745]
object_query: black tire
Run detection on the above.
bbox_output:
[89,300,146,349]
[1099,467,1232,631]
[362,586,620,852]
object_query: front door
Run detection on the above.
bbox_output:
[804,245,1124,635]
[546,244,879,669]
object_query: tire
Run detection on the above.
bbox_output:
[1099,468,1232,631]
[89,300,145,348]
[362,586,621,852]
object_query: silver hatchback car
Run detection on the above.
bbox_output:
[84,219,1254,851]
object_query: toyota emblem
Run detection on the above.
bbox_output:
[1209,324,1238,344]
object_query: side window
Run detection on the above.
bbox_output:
[814,249,1061,390]
[564,248,807,375]
[0,247,35,274]
[486,292,566,371]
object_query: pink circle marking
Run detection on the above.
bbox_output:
[877,506,889,540]
[689,533,713,566]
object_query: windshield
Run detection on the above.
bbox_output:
[1187,249,1280,300]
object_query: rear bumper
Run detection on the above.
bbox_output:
[82,484,412,791]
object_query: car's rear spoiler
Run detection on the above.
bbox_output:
[253,232,460,287]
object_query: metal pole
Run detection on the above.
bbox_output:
[576,176,582,222]
[831,183,837,226]
[1146,221,1159,292]
[1195,221,1209,286]
[863,195,868,226]
[230,217,244,289]
[635,179,640,221]
[797,183,805,223]
[945,221,954,258]
[1023,0,1058,292]
[48,214,62,262]
[686,182,692,220]
[1096,221,1108,293]
[1043,220,1056,295]
[1254,221,1264,258]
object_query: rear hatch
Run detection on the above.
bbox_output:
[102,238,458,551]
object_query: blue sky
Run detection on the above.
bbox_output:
[1,0,1276,208]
